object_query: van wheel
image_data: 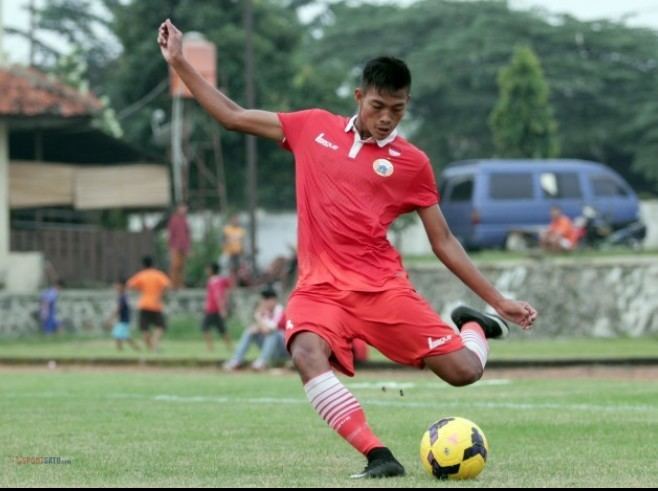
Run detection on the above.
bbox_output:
[505,232,529,252]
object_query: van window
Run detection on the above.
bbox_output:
[446,177,473,202]
[540,172,582,199]
[490,173,533,200]
[591,176,629,197]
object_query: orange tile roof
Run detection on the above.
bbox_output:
[0,65,102,118]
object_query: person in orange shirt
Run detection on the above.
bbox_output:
[540,206,578,252]
[127,256,172,351]
[222,214,246,277]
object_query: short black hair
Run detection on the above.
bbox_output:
[361,56,411,94]
[209,262,220,275]
[142,256,153,268]
[260,287,277,299]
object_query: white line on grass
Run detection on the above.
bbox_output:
[111,393,655,413]
[346,379,511,390]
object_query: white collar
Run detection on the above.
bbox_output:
[344,115,398,148]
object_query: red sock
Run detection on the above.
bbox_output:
[304,371,382,455]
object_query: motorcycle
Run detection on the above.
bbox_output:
[577,206,647,250]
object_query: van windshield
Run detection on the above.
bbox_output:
[591,176,629,197]
[445,177,474,202]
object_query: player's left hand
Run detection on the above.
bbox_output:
[495,299,537,330]
[157,19,183,65]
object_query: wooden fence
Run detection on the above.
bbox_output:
[11,226,156,285]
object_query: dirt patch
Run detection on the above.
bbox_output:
[1,363,657,380]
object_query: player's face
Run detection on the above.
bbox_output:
[354,87,409,140]
[262,298,277,310]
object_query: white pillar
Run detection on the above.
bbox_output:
[0,0,5,66]
[0,122,9,276]
[0,0,10,283]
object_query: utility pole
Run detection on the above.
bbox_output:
[169,33,216,207]
[171,94,185,205]
[244,0,258,274]
[28,0,36,66]
[0,0,9,276]
[0,0,5,66]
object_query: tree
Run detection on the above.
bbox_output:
[489,46,559,158]
[303,0,658,193]
[28,0,658,199]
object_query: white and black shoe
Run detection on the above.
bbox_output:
[350,448,406,479]
[451,306,510,339]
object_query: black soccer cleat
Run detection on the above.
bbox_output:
[451,305,510,339]
[350,447,406,479]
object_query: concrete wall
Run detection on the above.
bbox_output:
[0,287,262,338]
[2,258,656,339]
[409,258,658,338]
[640,200,658,249]
[5,252,43,293]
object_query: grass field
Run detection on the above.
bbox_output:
[1,366,657,487]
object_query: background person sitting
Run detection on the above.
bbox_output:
[223,288,286,371]
[540,206,579,252]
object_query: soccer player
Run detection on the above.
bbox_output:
[127,256,171,352]
[202,262,233,352]
[158,19,537,479]
[109,279,140,352]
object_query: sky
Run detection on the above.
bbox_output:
[2,0,658,65]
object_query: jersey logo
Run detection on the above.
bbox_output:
[315,133,339,151]
[373,158,394,177]
[286,319,295,331]
[427,336,452,350]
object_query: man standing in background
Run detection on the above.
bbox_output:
[167,202,191,289]
[222,214,246,277]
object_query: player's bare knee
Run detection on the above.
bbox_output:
[445,364,483,387]
[291,344,327,376]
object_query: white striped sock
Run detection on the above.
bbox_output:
[461,325,489,369]
[304,371,361,430]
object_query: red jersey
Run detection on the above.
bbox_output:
[278,109,439,292]
[205,275,231,314]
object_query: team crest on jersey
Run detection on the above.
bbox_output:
[373,159,394,177]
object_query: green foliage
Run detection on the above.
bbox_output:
[32,0,658,203]
[183,231,221,288]
[305,0,658,193]
[489,46,559,158]
[100,0,345,210]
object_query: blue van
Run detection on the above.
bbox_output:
[439,159,641,249]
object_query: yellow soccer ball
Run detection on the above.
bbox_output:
[419,416,489,480]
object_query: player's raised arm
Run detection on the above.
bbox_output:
[418,204,538,329]
[157,19,283,142]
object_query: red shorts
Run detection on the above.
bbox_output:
[284,285,464,376]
